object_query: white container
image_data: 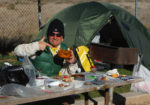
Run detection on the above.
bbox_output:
[35,78,45,86]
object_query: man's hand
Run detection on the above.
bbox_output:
[66,50,76,64]
[38,36,51,51]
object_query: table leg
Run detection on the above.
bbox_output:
[83,92,89,105]
[105,89,109,105]
[109,87,114,105]
[104,87,114,105]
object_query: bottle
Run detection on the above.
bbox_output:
[22,56,36,87]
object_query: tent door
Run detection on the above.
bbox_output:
[99,16,128,47]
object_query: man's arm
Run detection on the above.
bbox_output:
[14,36,51,58]
[14,42,40,57]
[66,50,76,64]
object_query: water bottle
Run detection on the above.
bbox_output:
[22,56,36,87]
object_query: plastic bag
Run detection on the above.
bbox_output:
[0,83,46,97]
[0,62,12,71]
[22,56,36,87]
[0,63,29,86]
[131,64,150,94]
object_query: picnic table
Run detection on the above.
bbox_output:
[0,71,143,105]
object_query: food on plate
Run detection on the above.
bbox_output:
[64,85,69,87]
[63,77,74,82]
[120,75,127,77]
[101,76,107,80]
[54,75,74,82]
[58,83,69,87]
[54,76,62,79]
[85,82,92,85]
[58,49,71,59]
[111,74,119,78]
[62,76,74,82]
[71,74,84,78]
[59,83,64,87]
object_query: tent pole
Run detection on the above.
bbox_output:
[38,0,42,30]
[135,0,138,18]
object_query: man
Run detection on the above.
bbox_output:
[14,19,77,77]
[14,19,77,105]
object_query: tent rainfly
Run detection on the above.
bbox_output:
[35,1,150,67]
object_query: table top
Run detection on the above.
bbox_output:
[0,72,143,105]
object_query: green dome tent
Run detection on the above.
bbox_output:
[35,1,150,67]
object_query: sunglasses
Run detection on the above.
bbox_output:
[50,33,62,37]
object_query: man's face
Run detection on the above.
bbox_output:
[49,32,64,47]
